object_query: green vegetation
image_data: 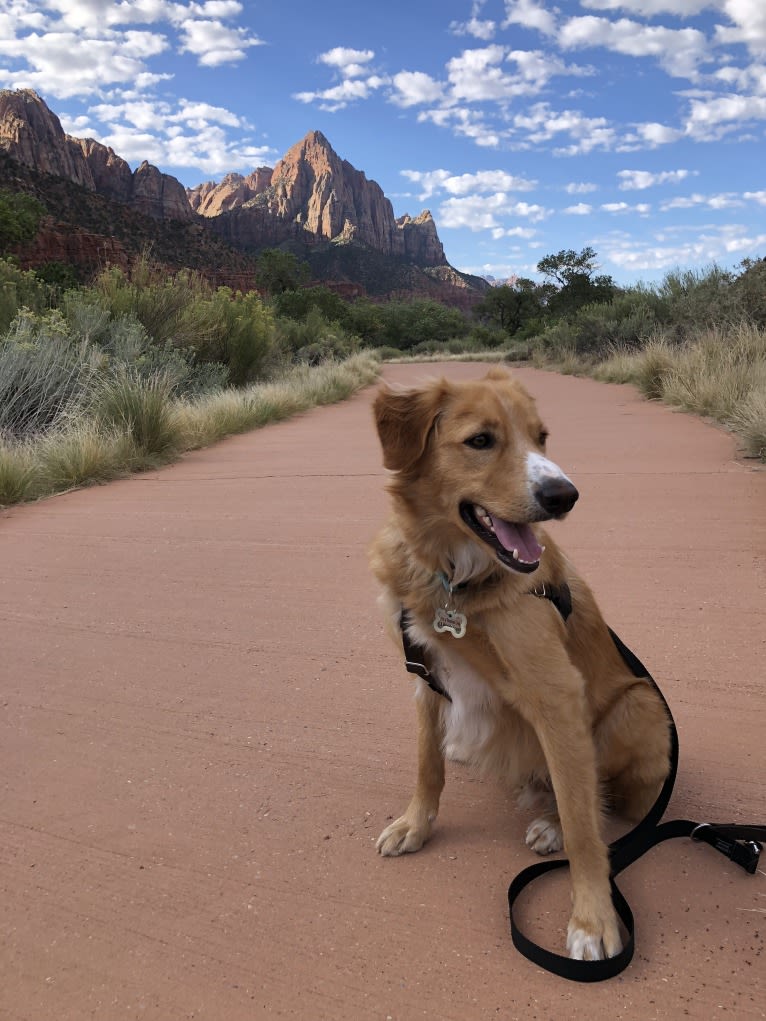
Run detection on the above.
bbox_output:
[1,241,764,513]
[0,189,46,253]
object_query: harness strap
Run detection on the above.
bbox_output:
[399,609,452,702]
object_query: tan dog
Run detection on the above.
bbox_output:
[370,368,671,961]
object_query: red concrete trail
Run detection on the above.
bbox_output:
[1,363,764,1021]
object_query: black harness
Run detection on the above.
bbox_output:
[399,585,765,982]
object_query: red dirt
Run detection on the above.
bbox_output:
[1,363,764,1020]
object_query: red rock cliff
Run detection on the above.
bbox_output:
[0,89,194,222]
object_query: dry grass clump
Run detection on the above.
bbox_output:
[591,322,766,459]
[0,353,380,508]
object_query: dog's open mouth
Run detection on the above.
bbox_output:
[460,502,543,574]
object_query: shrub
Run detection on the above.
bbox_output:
[0,257,52,332]
[653,265,740,339]
[377,299,469,350]
[89,369,181,458]
[0,310,97,439]
[191,288,275,385]
[276,307,360,364]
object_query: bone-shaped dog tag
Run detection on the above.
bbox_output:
[433,607,467,639]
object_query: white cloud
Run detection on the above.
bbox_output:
[0,1,263,99]
[603,223,766,273]
[450,16,497,41]
[617,168,694,189]
[502,0,558,37]
[633,121,684,146]
[402,168,537,200]
[660,191,744,209]
[417,105,503,147]
[178,18,262,66]
[444,44,593,104]
[558,15,709,78]
[565,203,593,214]
[0,28,169,97]
[715,0,766,55]
[683,92,766,138]
[390,71,444,108]
[513,102,617,154]
[294,76,388,112]
[579,0,711,13]
[565,181,598,194]
[318,47,375,74]
[490,226,537,238]
[601,201,651,213]
[438,192,549,230]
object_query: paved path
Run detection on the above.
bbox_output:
[2,364,764,1021]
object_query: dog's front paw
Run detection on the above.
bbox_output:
[376,813,433,856]
[525,816,563,855]
[567,906,623,961]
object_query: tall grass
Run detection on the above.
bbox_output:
[0,352,380,508]
[593,323,766,458]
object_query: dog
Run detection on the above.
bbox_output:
[369,367,671,962]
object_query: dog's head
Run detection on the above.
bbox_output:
[373,368,578,575]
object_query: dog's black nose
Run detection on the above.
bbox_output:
[534,477,579,517]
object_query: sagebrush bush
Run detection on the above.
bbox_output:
[276,307,360,365]
[0,310,98,439]
[0,258,53,332]
[90,258,275,382]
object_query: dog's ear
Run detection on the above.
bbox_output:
[373,381,448,472]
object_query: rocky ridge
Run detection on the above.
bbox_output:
[0,89,194,221]
[0,89,486,304]
[188,130,446,267]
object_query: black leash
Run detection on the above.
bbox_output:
[399,589,765,982]
[509,624,764,981]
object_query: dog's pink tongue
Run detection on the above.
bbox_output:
[489,516,543,563]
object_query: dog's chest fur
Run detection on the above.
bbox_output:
[407,617,541,776]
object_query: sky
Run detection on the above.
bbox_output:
[1,0,766,286]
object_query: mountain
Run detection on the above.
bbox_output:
[0,89,487,305]
[0,89,193,221]
[188,130,446,268]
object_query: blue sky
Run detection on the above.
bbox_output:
[2,1,766,285]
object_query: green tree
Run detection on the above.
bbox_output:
[474,278,545,336]
[256,249,310,295]
[0,190,46,253]
[537,247,615,319]
[274,285,350,324]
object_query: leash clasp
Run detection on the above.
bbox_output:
[692,823,762,875]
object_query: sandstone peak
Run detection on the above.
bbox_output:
[0,88,193,221]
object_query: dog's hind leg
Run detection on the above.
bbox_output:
[518,781,564,854]
[596,681,672,822]
[376,686,446,856]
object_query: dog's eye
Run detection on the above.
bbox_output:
[538,430,548,448]
[464,432,495,450]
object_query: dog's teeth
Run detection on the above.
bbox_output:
[512,549,519,560]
